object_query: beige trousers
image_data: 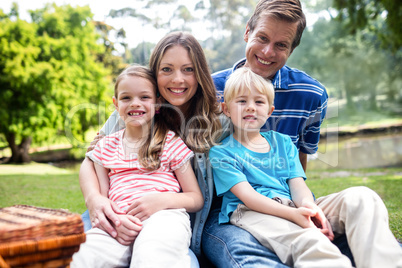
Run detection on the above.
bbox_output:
[230,186,402,268]
[71,209,192,268]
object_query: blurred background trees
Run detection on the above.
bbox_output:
[0,0,401,163]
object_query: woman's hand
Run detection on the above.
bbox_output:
[113,214,143,245]
[86,133,105,153]
[87,194,124,238]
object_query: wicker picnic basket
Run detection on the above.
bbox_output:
[0,205,86,268]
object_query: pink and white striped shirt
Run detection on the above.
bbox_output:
[92,129,194,212]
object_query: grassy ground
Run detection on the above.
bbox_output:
[306,168,402,241]
[0,163,401,241]
[0,163,86,214]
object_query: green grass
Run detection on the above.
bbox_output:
[0,163,401,241]
[306,168,402,241]
[0,163,86,214]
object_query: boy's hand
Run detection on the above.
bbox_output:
[113,214,143,245]
[292,206,317,229]
[126,193,168,221]
[301,201,334,241]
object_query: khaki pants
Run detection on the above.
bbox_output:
[230,186,402,268]
[71,209,192,268]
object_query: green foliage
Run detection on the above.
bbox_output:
[0,4,113,162]
[332,0,402,52]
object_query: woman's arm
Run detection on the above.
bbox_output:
[126,161,204,221]
[93,162,110,197]
[79,157,123,237]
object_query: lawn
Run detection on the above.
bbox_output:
[0,163,86,214]
[0,163,401,241]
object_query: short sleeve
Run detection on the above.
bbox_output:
[284,135,306,181]
[300,90,328,154]
[164,132,194,170]
[209,146,247,196]
[86,110,125,159]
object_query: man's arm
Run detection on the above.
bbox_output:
[299,152,307,172]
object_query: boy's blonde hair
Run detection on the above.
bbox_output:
[224,67,275,108]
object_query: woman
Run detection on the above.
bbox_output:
[79,31,226,266]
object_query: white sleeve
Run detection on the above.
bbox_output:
[86,110,125,160]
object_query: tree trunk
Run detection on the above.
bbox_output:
[5,133,32,163]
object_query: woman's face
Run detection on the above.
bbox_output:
[157,45,198,113]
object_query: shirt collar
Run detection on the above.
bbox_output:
[232,58,290,90]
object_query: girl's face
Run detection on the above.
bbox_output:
[157,45,198,112]
[113,76,157,129]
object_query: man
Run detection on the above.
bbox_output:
[201,0,350,267]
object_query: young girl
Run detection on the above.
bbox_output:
[72,65,204,267]
[78,32,224,264]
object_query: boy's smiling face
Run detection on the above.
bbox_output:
[223,86,274,134]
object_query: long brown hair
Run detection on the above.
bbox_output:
[114,65,169,170]
[149,31,221,153]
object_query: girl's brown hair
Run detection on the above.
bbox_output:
[149,31,221,153]
[114,65,169,170]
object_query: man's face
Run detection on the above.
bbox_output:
[244,16,298,79]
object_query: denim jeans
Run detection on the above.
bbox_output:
[202,207,355,268]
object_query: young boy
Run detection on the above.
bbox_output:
[209,67,402,268]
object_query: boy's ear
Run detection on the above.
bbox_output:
[222,102,230,117]
[268,106,275,116]
[113,96,118,110]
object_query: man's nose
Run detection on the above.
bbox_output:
[262,43,275,57]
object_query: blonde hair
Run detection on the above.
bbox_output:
[224,67,275,108]
[149,31,221,153]
[114,65,168,170]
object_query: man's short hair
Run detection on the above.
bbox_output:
[247,0,306,50]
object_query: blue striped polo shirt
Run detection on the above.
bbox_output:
[212,58,328,154]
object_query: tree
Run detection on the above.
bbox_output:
[0,3,111,163]
[332,0,402,52]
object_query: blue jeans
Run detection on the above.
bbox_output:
[81,211,200,267]
[202,207,355,268]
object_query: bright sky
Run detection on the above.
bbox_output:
[1,0,319,50]
[0,0,207,50]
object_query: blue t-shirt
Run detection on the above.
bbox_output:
[213,59,328,154]
[209,131,306,224]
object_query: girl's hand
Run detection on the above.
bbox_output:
[86,133,105,153]
[87,194,124,238]
[301,201,334,241]
[126,193,168,221]
[114,214,143,245]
